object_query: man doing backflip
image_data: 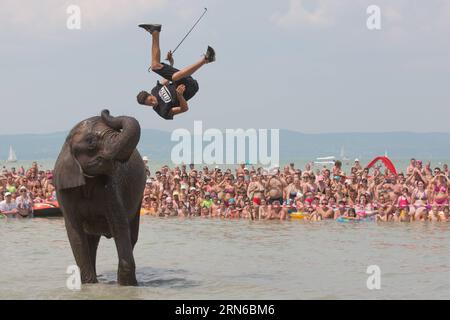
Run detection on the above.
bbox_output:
[137,24,215,120]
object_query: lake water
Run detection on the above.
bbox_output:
[1,217,450,300]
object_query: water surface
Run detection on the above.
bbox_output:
[1,218,450,299]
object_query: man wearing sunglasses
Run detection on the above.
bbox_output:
[16,186,34,218]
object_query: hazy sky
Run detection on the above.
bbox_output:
[1,0,450,134]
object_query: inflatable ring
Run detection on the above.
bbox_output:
[289,212,306,220]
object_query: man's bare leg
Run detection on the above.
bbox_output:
[172,58,208,82]
[172,46,215,81]
[150,31,163,70]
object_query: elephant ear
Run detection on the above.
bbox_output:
[53,142,85,190]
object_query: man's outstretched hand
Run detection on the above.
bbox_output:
[166,51,174,66]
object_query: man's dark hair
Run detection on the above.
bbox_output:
[137,91,150,105]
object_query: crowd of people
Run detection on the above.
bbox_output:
[142,158,450,222]
[0,162,56,218]
[1,158,450,222]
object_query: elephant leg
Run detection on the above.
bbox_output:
[65,217,98,284]
[106,208,138,286]
[129,210,140,250]
[87,234,101,276]
[114,225,137,286]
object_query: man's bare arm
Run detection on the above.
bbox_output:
[166,51,174,67]
[171,85,189,116]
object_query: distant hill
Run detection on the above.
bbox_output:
[1,129,449,161]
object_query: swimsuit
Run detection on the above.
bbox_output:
[398,196,409,208]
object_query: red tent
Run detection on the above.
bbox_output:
[365,156,398,176]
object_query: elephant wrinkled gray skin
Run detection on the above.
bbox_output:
[54,110,146,286]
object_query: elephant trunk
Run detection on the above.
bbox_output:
[101,110,141,162]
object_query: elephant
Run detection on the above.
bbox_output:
[53,110,146,286]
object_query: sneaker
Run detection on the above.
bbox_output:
[138,24,162,34]
[204,46,216,63]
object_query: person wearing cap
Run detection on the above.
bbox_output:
[188,186,197,193]
[352,158,363,173]
[243,167,250,182]
[16,186,34,218]
[0,192,18,217]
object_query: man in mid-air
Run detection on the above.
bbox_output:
[137,24,215,120]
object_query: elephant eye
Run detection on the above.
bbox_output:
[85,135,98,150]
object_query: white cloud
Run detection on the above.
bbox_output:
[270,0,335,29]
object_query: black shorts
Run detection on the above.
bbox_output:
[153,63,199,101]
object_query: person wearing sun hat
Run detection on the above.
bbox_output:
[16,186,33,218]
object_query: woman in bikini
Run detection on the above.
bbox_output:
[222,176,236,202]
[257,198,269,220]
[431,174,449,208]
[412,180,429,220]
[355,194,375,218]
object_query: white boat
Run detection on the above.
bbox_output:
[7,146,17,163]
[314,161,335,165]
[315,155,336,166]
[316,156,335,161]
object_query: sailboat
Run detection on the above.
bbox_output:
[340,146,350,162]
[7,146,17,163]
